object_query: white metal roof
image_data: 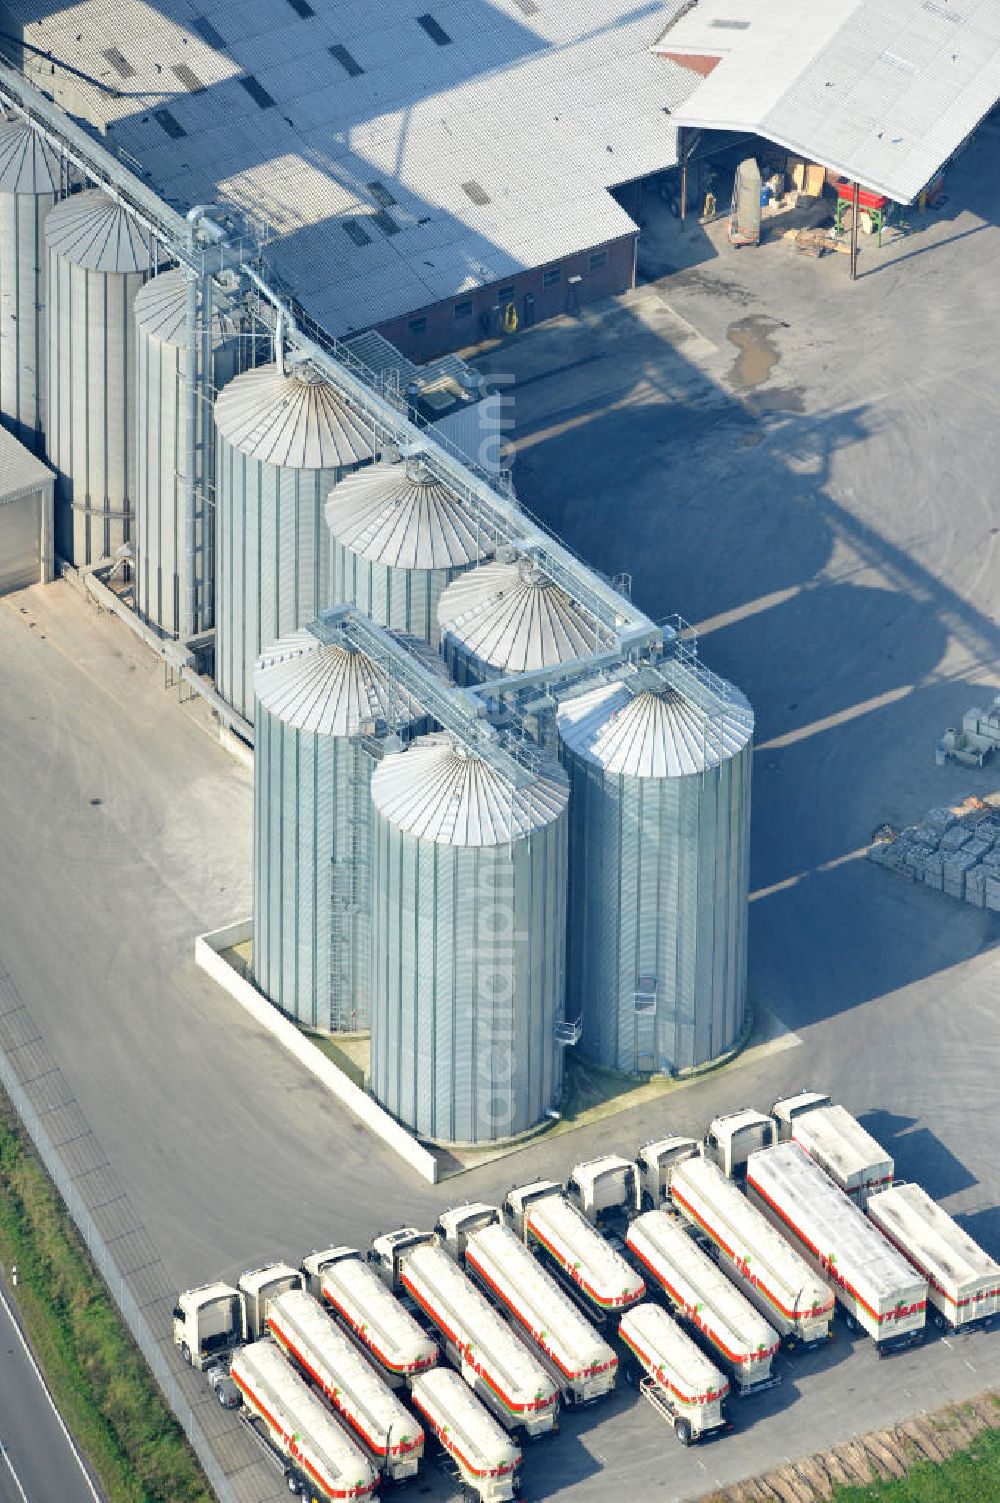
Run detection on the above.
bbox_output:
[44,186,161,272]
[0,425,54,504]
[3,0,697,335]
[327,461,491,571]
[133,267,236,347]
[791,1104,893,1185]
[867,1183,1000,1299]
[230,1341,377,1497]
[253,627,423,736]
[320,1257,438,1374]
[370,731,569,846]
[659,0,1000,203]
[557,673,753,778]
[410,1367,521,1472]
[670,1156,833,1318]
[627,1211,780,1357]
[438,557,605,674]
[214,364,376,470]
[466,1223,616,1373]
[619,1300,728,1399]
[747,1145,926,1308]
[401,1243,558,1406]
[238,1263,301,1299]
[268,1291,418,1447]
[0,117,61,194]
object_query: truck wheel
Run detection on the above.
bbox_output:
[932,1310,946,1331]
[180,1342,192,1366]
[844,1312,857,1333]
[675,1418,693,1446]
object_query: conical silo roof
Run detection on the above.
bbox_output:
[0,120,61,194]
[214,364,375,470]
[254,628,423,736]
[437,557,598,674]
[44,188,159,273]
[134,268,234,347]
[326,460,488,570]
[557,674,753,778]
[371,732,568,846]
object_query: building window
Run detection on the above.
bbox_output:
[542,265,562,288]
[589,250,608,271]
[408,316,428,335]
[417,13,452,44]
[329,44,364,76]
[453,300,474,320]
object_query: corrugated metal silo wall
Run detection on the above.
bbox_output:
[136,311,239,637]
[215,440,338,721]
[330,540,464,648]
[440,633,491,687]
[0,186,54,451]
[46,251,147,565]
[370,813,567,1144]
[253,705,375,1031]
[564,740,751,1074]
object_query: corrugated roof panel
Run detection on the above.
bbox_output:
[253,628,423,734]
[438,556,605,674]
[44,188,162,273]
[214,364,376,469]
[0,120,62,194]
[326,461,490,571]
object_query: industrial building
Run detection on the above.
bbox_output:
[0,422,53,593]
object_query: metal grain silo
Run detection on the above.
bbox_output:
[134,269,241,639]
[253,619,427,1032]
[44,188,160,565]
[370,733,569,1145]
[0,121,61,451]
[557,662,753,1076]
[437,553,599,685]
[326,458,491,645]
[214,363,376,723]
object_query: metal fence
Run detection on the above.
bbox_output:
[0,960,280,1503]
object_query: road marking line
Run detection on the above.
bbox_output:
[0,1439,31,1503]
[0,1282,102,1502]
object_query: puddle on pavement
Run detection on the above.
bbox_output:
[726,314,785,388]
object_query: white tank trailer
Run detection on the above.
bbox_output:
[45,188,162,565]
[369,733,569,1145]
[133,268,241,638]
[668,1155,835,1344]
[410,1368,521,1503]
[771,1094,894,1207]
[230,1341,377,1501]
[435,1205,618,1404]
[619,1301,729,1444]
[437,551,602,685]
[253,620,429,1031]
[368,1229,559,1437]
[867,1183,1000,1332]
[747,1144,926,1353]
[237,1261,304,1340]
[213,362,375,721]
[327,456,491,645]
[303,1246,438,1387]
[556,660,753,1076]
[0,120,62,450]
[502,1181,645,1323]
[267,1290,424,1482]
[625,1210,780,1391]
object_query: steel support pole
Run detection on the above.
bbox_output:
[679,128,688,222]
[182,267,199,639]
[850,179,860,282]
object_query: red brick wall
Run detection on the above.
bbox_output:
[372,233,637,362]
[659,52,721,77]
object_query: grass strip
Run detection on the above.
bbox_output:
[0,1092,212,1503]
[831,1426,1000,1500]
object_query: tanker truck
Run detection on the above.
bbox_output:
[302,1246,438,1387]
[502,1180,645,1323]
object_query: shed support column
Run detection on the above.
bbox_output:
[679,128,688,222]
[182,262,211,638]
[850,180,860,282]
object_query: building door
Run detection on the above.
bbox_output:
[0,494,39,594]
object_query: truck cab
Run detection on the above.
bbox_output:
[173,1282,242,1370]
[502,1181,562,1240]
[635,1136,699,1210]
[703,1109,774,1179]
[368,1227,437,1292]
[566,1156,640,1237]
[434,1204,501,1259]
[771,1091,832,1142]
[237,1262,303,1341]
[300,1245,358,1301]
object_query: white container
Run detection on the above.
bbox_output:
[619,1301,728,1441]
[410,1367,521,1503]
[867,1183,1000,1332]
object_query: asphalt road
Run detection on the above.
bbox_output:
[0,1277,102,1503]
[2,138,1000,1502]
